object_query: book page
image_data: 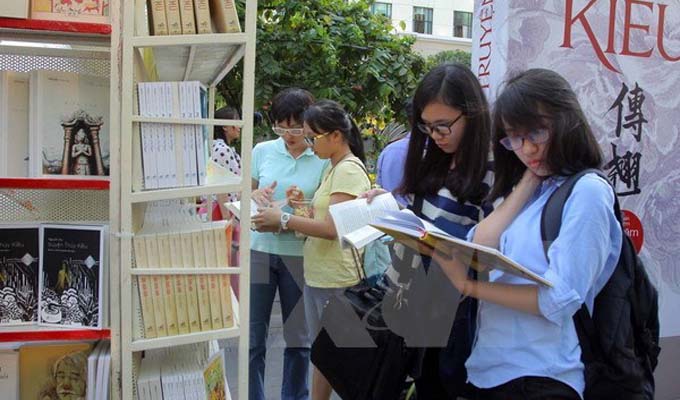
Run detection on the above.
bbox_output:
[328,193,400,248]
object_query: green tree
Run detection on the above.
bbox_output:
[426,49,471,70]
[218,0,426,128]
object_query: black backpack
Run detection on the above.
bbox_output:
[541,169,661,400]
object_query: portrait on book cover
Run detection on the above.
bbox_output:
[20,343,92,400]
[0,227,39,325]
[39,226,103,328]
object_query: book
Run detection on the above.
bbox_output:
[86,341,105,400]
[39,224,106,328]
[143,234,168,336]
[133,235,158,338]
[147,0,169,36]
[328,192,401,250]
[193,0,212,34]
[209,0,241,33]
[179,231,201,333]
[31,0,109,24]
[202,228,224,330]
[213,222,234,328]
[370,210,553,287]
[0,72,29,178]
[178,0,197,34]
[169,232,190,335]
[19,342,93,400]
[157,233,179,336]
[0,350,19,399]
[0,225,39,325]
[191,230,212,330]
[29,70,110,178]
[202,351,228,400]
[164,0,183,35]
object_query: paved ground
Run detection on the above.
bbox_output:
[221,294,341,400]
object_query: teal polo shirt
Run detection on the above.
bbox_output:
[251,138,329,256]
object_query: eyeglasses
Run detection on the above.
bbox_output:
[499,128,550,150]
[272,126,304,136]
[303,132,331,146]
[416,113,464,138]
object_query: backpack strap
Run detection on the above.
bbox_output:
[540,168,620,365]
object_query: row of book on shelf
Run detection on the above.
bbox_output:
[136,81,219,190]
[0,70,110,179]
[0,340,111,400]
[147,0,240,36]
[0,224,108,328]
[133,219,236,339]
[137,341,230,400]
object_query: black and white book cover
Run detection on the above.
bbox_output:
[39,225,105,328]
[0,225,39,325]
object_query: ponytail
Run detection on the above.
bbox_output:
[347,118,366,163]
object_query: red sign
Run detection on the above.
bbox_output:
[622,209,644,253]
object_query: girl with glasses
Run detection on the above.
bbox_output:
[248,88,329,400]
[253,100,370,400]
[433,69,622,399]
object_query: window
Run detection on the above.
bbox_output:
[371,2,392,19]
[454,11,472,39]
[413,7,433,34]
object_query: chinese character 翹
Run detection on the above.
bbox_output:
[604,143,642,196]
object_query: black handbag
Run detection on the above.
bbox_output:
[311,250,419,400]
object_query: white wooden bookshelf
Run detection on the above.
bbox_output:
[118,0,256,399]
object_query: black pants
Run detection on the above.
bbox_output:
[474,376,580,400]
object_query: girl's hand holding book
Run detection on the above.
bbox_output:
[357,188,388,204]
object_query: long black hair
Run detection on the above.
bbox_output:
[269,88,315,125]
[488,68,603,200]
[303,100,366,163]
[213,106,240,141]
[399,63,490,204]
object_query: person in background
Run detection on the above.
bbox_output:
[433,68,622,399]
[252,100,370,400]
[212,106,241,216]
[375,99,413,206]
[248,88,328,400]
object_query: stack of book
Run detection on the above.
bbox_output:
[0,340,111,400]
[147,0,240,35]
[137,81,218,190]
[0,224,108,329]
[137,341,231,400]
[133,220,235,339]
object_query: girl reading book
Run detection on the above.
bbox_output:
[253,100,370,400]
[433,68,623,399]
[362,63,493,399]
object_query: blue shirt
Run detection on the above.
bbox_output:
[465,173,623,397]
[251,138,329,256]
[376,134,410,206]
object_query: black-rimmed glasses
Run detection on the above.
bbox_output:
[416,113,465,138]
[499,128,550,150]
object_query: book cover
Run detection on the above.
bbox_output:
[192,0,211,34]
[169,232,190,334]
[0,225,39,325]
[178,0,196,34]
[146,0,168,35]
[39,225,105,328]
[133,235,157,339]
[209,0,241,33]
[202,227,223,329]
[157,233,179,336]
[180,231,201,333]
[213,223,234,328]
[202,351,228,400]
[29,70,110,178]
[371,210,553,287]
[0,72,29,178]
[31,0,109,24]
[19,342,92,400]
[164,0,182,35]
[0,351,19,399]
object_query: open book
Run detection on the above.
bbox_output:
[328,193,400,249]
[224,199,286,219]
[370,210,553,287]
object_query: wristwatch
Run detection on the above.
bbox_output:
[280,212,292,231]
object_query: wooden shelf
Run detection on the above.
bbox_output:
[0,177,110,190]
[0,325,110,342]
[131,267,241,275]
[0,17,112,35]
[133,34,246,85]
[130,326,239,352]
[130,177,242,203]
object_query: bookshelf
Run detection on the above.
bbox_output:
[0,2,121,399]
[119,1,256,399]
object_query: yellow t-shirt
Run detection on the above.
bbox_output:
[303,156,371,288]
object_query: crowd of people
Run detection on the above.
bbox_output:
[211,63,630,400]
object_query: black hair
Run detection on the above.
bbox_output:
[303,100,366,163]
[488,68,603,200]
[213,106,240,141]
[269,88,315,125]
[399,63,491,204]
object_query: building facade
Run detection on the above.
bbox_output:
[370,0,473,56]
